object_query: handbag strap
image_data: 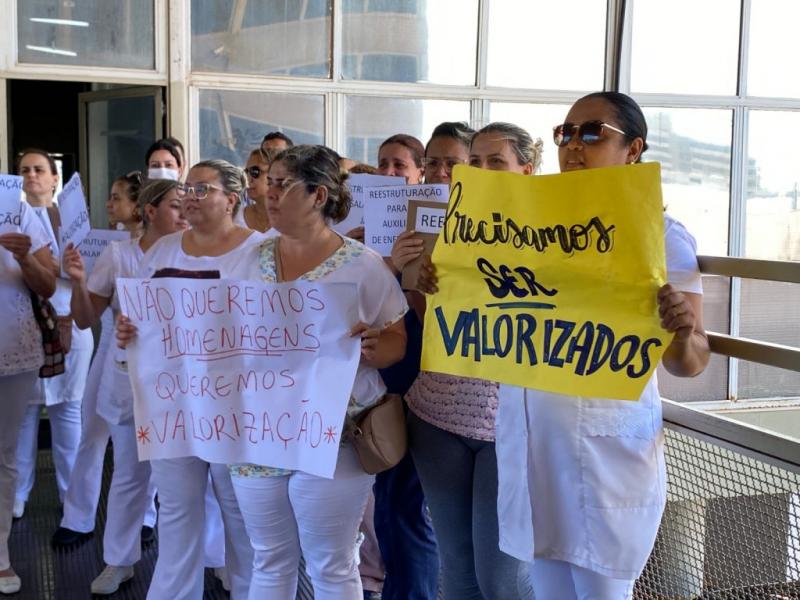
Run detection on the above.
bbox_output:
[45,205,62,250]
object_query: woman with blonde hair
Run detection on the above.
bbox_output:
[62,179,187,595]
[117,159,259,599]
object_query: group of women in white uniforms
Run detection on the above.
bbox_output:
[0,91,710,600]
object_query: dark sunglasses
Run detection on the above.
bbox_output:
[245,165,266,179]
[553,121,628,147]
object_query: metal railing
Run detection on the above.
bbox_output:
[635,256,800,599]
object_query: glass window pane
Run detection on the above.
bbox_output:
[630,0,740,95]
[489,102,574,175]
[745,110,800,260]
[748,1,800,98]
[487,0,605,90]
[191,0,331,77]
[86,95,157,228]
[198,90,325,166]
[344,96,469,165]
[658,276,731,402]
[642,107,732,256]
[738,280,800,399]
[341,0,478,84]
[17,0,154,69]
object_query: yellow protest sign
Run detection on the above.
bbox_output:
[421,163,671,401]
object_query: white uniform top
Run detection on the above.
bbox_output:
[28,204,94,405]
[232,207,279,239]
[136,229,266,280]
[256,235,408,416]
[88,237,145,424]
[495,214,703,580]
[0,202,49,376]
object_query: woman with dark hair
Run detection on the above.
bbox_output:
[228,144,407,599]
[12,150,94,526]
[367,131,441,600]
[395,122,535,599]
[235,148,277,234]
[492,92,709,598]
[62,179,187,595]
[145,139,183,181]
[53,174,157,552]
[345,134,425,243]
[0,153,56,595]
[106,171,143,233]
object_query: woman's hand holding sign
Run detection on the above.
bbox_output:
[62,242,87,284]
[116,315,137,349]
[657,283,709,378]
[417,255,439,295]
[390,230,425,273]
[350,318,407,369]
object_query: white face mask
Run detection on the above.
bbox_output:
[147,167,180,181]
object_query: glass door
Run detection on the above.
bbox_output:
[79,86,163,228]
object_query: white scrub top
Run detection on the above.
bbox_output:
[495,214,703,580]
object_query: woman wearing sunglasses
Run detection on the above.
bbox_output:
[116,160,259,599]
[398,122,537,600]
[235,149,277,235]
[62,179,187,595]
[492,92,710,598]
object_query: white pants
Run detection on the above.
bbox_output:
[530,559,635,600]
[204,480,225,567]
[147,458,252,600]
[15,400,81,503]
[103,420,155,567]
[231,445,373,600]
[0,371,39,571]
[59,376,157,533]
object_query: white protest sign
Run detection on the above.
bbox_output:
[332,174,403,236]
[79,229,129,275]
[0,175,23,234]
[57,173,90,249]
[363,183,448,256]
[117,277,361,479]
[414,205,447,234]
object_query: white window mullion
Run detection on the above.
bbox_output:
[168,0,192,163]
[331,0,343,84]
[726,0,752,401]
[615,0,633,94]
[475,0,490,90]
[472,98,488,129]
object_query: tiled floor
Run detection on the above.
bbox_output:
[8,449,315,599]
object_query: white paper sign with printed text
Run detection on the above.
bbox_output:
[0,175,23,234]
[414,205,447,234]
[332,174,403,236]
[80,229,129,275]
[57,173,90,249]
[363,184,448,256]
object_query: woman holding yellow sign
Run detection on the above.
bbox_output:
[493,93,710,598]
[401,121,539,600]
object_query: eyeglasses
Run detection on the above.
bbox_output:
[245,165,266,180]
[553,121,629,147]
[424,157,466,173]
[125,170,143,183]
[176,182,225,200]
[266,177,301,191]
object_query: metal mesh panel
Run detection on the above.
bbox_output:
[636,427,800,599]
